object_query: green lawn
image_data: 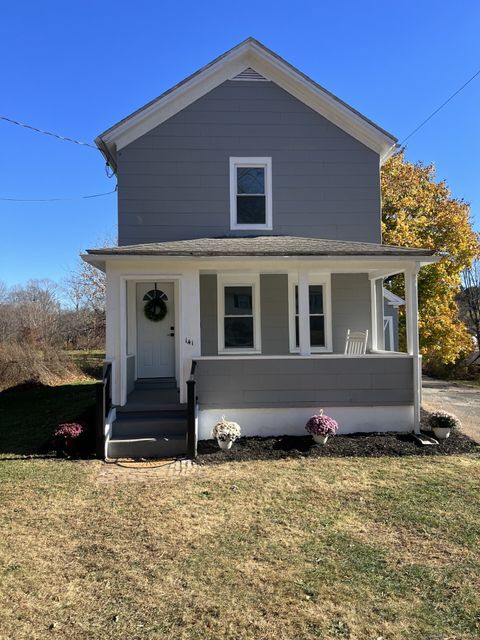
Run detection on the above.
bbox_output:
[0,384,479,639]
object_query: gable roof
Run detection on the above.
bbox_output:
[96,38,398,172]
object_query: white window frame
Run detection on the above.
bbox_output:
[288,273,332,353]
[217,274,262,354]
[229,157,273,230]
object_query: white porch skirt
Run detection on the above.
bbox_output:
[198,405,414,440]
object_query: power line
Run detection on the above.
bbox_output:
[399,66,480,146]
[0,114,98,149]
[0,188,117,202]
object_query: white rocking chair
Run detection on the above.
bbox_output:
[344,329,369,355]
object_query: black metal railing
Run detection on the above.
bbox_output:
[95,362,112,459]
[186,360,197,459]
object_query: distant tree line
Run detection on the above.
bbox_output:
[0,258,105,351]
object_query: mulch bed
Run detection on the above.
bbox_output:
[196,430,479,466]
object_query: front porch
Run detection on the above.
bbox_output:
[84,238,437,458]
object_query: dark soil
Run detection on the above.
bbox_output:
[196,430,479,466]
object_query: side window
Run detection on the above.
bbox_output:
[230,157,272,230]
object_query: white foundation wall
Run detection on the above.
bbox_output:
[198,405,414,440]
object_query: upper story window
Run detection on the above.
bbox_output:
[229,157,272,230]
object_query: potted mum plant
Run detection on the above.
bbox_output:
[305,410,338,445]
[428,410,461,440]
[211,416,241,450]
[52,422,88,457]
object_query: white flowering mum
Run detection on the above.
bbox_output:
[211,416,241,442]
[428,410,461,430]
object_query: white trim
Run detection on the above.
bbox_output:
[384,315,395,351]
[217,273,261,354]
[195,353,413,360]
[83,254,440,274]
[97,39,397,166]
[198,405,414,439]
[405,265,421,433]
[288,273,332,354]
[383,287,405,307]
[229,157,272,230]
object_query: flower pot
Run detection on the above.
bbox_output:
[218,438,233,450]
[313,434,329,445]
[432,427,451,440]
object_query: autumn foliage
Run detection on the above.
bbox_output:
[381,151,479,367]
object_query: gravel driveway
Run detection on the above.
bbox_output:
[422,376,480,443]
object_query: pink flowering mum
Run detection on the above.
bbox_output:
[305,412,338,436]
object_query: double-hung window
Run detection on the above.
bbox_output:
[218,275,261,353]
[289,274,332,353]
[230,157,272,230]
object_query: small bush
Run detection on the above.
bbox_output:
[305,410,338,437]
[0,342,81,391]
[211,416,241,442]
[428,411,461,431]
[52,422,89,457]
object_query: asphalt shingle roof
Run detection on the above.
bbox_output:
[86,236,435,257]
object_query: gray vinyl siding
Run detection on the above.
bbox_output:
[260,274,290,355]
[117,80,381,245]
[331,274,372,352]
[200,274,218,355]
[195,357,414,407]
[200,272,373,355]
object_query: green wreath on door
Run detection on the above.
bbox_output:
[143,284,168,322]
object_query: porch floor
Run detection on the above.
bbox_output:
[119,378,183,413]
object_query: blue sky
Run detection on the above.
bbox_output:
[1,1,479,288]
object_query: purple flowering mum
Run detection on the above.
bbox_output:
[52,422,87,456]
[305,412,338,436]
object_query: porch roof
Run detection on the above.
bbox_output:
[86,236,436,258]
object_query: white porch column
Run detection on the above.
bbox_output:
[370,277,378,350]
[298,270,310,356]
[405,264,421,433]
[180,268,202,403]
[105,264,122,405]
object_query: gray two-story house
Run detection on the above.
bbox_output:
[84,38,436,459]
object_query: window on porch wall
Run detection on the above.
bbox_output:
[294,285,326,349]
[224,286,254,348]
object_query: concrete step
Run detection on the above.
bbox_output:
[135,377,177,390]
[117,403,187,415]
[112,414,187,438]
[108,433,186,459]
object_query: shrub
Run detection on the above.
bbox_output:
[428,410,461,431]
[52,422,89,457]
[0,342,81,391]
[305,410,338,437]
[211,416,241,442]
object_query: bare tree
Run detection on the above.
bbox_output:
[461,259,480,357]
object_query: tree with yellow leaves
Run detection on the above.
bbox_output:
[381,151,479,368]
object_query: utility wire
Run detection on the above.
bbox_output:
[0,114,98,149]
[0,187,117,202]
[399,66,480,146]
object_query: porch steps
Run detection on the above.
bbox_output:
[108,434,186,459]
[119,388,181,411]
[108,406,188,459]
[134,377,177,390]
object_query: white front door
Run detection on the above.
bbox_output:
[136,282,175,378]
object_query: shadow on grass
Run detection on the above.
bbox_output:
[196,431,479,465]
[0,381,97,457]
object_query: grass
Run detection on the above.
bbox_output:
[65,350,105,379]
[0,381,97,457]
[1,384,479,639]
